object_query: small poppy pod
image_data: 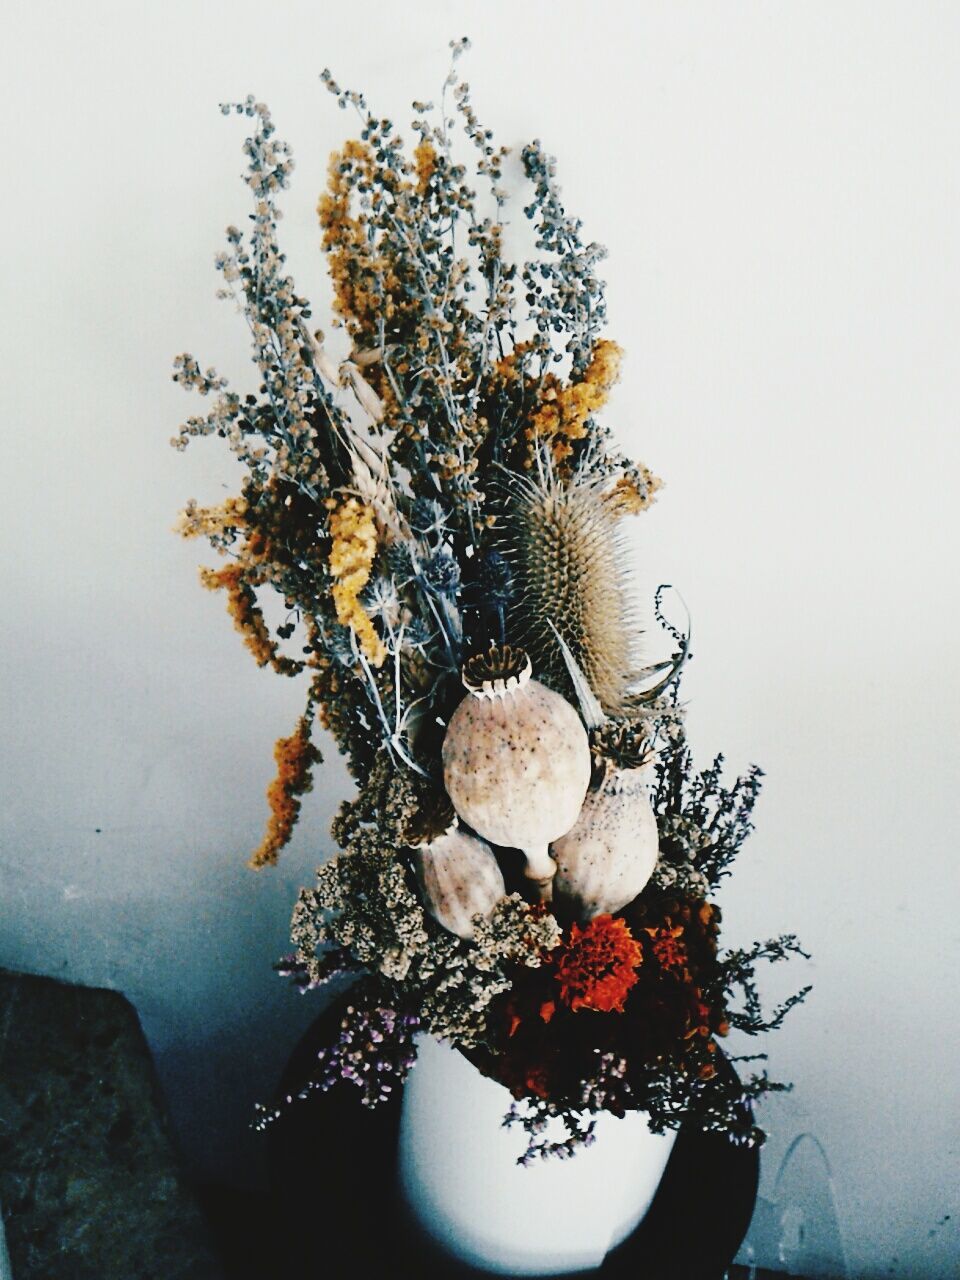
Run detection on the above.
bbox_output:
[552,765,659,920]
[441,644,592,901]
[412,816,506,941]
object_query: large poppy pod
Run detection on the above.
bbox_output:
[442,645,591,901]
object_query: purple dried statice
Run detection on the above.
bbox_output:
[311,1003,421,1106]
[253,1000,420,1131]
[273,947,358,992]
[503,1050,634,1167]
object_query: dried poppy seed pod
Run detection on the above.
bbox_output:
[441,645,592,902]
[413,822,506,941]
[552,765,659,920]
[407,793,506,941]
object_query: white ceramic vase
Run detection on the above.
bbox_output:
[398,1034,677,1276]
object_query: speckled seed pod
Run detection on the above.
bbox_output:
[552,766,659,920]
[441,645,592,901]
[413,822,506,941]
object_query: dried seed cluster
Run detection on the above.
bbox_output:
[175,43,807,1160]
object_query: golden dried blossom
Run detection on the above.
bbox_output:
[199,563,301,675]
[318,140,405,338]
[327,497,386,666]
[413,139,437,193]
[175,495,249,540]
[528,339,623,462]
[605,469,663,516]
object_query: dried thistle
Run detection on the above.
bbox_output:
[495,462,644,713]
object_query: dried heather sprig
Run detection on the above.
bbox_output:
[252,1000,420,1130]
[503,1097,599,1167]
[274,947,359,992]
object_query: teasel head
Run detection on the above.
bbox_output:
[494,459,646,716]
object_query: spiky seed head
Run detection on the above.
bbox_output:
[409,496,447,533]
[495,468,642,714]
[383,539,414,581]
[477,550,515,605]
[421,550,461,597]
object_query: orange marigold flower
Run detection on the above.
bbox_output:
[645,923,688,976]
[552,915,643,1014]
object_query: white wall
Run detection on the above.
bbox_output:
[2,3,958,1275]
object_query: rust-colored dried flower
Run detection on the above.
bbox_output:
[199,563,301,676]
[552,914,643,1014]
[249,717,322,869]
[644,923,689,977]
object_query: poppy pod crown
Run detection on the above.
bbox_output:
[462,644,533,700]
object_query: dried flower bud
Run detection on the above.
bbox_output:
[477,550,515,606]
[421,551,461,597]
[413,822,506,941]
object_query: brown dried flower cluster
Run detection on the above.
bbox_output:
[174,48,807,1160]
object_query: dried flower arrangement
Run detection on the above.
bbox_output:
[173,40,809,1163]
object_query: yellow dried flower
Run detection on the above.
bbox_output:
[175,495,248,539]
[318,139,405,341]
[413,139,437,194]
[605,468,663,516]
[327,497,386,666]
[528,339,623,463]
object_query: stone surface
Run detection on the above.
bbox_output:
[0,969,222,1280]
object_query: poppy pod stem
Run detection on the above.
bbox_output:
[523,846,557,903]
